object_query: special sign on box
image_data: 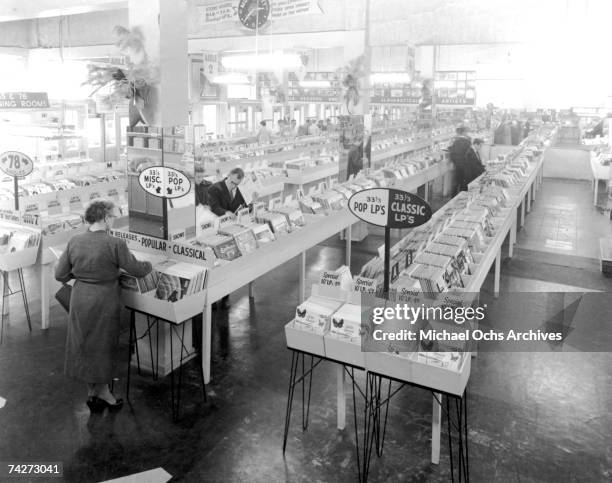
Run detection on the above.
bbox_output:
[138,166,191,199]
[348,188,432,228]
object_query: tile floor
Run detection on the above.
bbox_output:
[517,179,612,259]
[0,178,611,482]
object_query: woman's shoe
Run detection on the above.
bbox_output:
[86,397,105,413]
[96,396,124,412]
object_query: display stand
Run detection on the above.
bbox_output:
[125,307,206,421]
[281,149,546,478]
[0,210,41,343]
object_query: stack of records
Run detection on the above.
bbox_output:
[294,296,344,334]
[248,223,275,244]
[409,263,448,295]
[198,234,241,261]
[218,224,258,255]
[256,211,290,235]
[41,218,66,235]
[154,260,208,302]
[425,242,471,277]
[299,196,325,214]
[0,228,41,254]
[332,185,354,201]
[272,206,306,228]
[120,270,160,293]
[414,252,463,289]
[329,302,365,341]
[312,192,345,211]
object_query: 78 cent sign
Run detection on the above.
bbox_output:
[0,151,34,178]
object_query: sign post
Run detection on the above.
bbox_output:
[0,151,34,211]
[348,187,432,297]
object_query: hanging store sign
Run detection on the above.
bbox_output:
[138,166,191,199]
[197,0,321,27]
[0,92,49,109]
[371,96,420,105]
[434,96,475,106]
[348,188,432,229]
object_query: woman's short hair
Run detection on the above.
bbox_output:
[229,167,245,179]
[473,138,484,146]
[84,200,115,224]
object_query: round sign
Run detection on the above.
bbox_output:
[348,188,432,229]
[0,151,34,178]
[138,166,191,199]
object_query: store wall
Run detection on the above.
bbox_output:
[0,20,30,48]
[27,9,127,48]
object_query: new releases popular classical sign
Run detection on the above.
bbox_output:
[348,188,432,228]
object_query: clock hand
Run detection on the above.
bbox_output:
[245,7,266,21]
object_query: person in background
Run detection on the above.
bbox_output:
[289,119,298,137]
[257,120,272,144]
[194,165,212,207]
[55,200,152,413]
[207,168,247,309]
[308,119,320,136]
[347,136,364,179]
[326,118,335,133]
[464,138,485,188]
[317,119,326,132]
[276,119,287,137]
[448,125,472,193]
[297,121,309,137]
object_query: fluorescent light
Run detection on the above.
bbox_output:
[299,80,331,88]
[370,72,411,84]
[222,51,302,70]
[211,73,250,85]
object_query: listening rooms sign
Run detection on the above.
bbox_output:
[0,92,49,109]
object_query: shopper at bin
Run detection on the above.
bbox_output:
[207,167,247,217]
[448,125,472,193]
[207,168,247,309]
[55,200,152,413]
[464,138,486,188]
[256,120,272,144]
[308,119,320,136]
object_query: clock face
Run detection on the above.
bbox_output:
[238,0,271,30]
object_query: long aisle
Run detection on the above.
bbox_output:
[0,179,611,482]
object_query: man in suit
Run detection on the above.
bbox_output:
[448,125,472,193]
[207,167,247,217]
[464,138,485,188]
[206,167,248,309]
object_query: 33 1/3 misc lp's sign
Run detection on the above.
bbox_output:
[0,151,34,177]
[348,188,432,228]
[138,166,191,199]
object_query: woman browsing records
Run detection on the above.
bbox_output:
[55,200,152,413]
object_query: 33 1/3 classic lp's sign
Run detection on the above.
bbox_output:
[138,166,191,199]
[348,188,432,228]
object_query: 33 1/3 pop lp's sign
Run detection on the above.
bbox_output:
[138,166,191,199]
[348,188,432,228]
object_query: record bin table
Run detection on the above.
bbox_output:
[281,154,545,475]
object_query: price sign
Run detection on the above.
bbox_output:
[0,151,34,178]
[138,166,192,199]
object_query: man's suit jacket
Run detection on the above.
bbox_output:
[207,179,246,216]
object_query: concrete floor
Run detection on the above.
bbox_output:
[1,179,612,482]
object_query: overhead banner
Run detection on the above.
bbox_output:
[0,92,49,109]
[198,0,321,26]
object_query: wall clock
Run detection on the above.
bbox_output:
[238,0,271,30]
